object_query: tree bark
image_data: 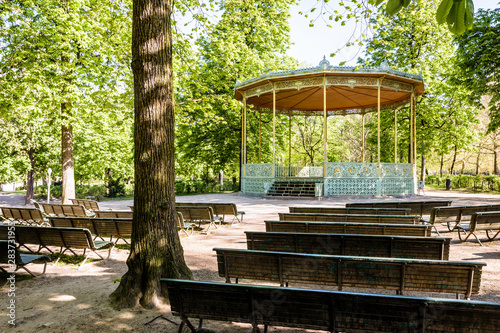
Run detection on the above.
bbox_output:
[110,0,192,309]
[420,155,425,183]
[476,151,481,175]
[450,145,457,174]
[440,154,444,177]
[25,148,35,205]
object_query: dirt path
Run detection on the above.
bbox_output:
[1,190,500,332]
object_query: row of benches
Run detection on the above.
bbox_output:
[164,199,500,331]
[284,204,500,244]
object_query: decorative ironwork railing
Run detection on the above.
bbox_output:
[244,162,413,179]
[275,163,300,177]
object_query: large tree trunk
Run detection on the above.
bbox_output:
[61,111,75,204]
[25,148,35,205]
[110,0,192,309]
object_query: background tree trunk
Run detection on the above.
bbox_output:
[25,148,35,205]
[450,145,457,174]
[110,0,192,309]
[476,151,481,175]
[61,116,75,204]
[420,155,425,183]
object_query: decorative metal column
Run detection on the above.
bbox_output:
[323,77,327,177]
[259,111,262,163]
[394,108,398,163]
[272,84,276,177]
[362,113,365,163]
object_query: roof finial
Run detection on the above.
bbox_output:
[319,56,330,69]
[381,59,389,70]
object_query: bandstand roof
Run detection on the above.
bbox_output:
[234,59,425,117]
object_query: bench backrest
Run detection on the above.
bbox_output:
[279,213,420,224]
[70,199,100,211]
[245,231,450,260]
[289,207,410,215]
[347,200,452,215]
[470,211,500,232]
[162,279,500,332]
[4,225,96,250]
[0,207,46,223]
[214,248,484,297]
[0,240,22,264]
[40,203,88,217]
[94,210,133,218]
[265,220,432,237]
[175,206,215,222]
[429,204,500,226]
[176,202,238,216]
[48,217,132,237]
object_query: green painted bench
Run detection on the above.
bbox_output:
[214,248,484,299]
[48,216,132,244]
[0,206,48,226]
[289,206,411,215]
[0,225,113,268]
[245,231,451,260]
[176,202,245,224]
[426,204,500,234]
[175,206,221,234]
[265,220,432,237]
[0,240,50,276]
[347,200,452,218]
[39,203,93,218]
[94,210,133,218]
[70,198,102,211]
[279,212,420,224]
[457,211,500,246]
[162,279,500,333]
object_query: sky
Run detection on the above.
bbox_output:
[288,0,499,67]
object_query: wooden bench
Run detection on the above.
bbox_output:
[346,200,452,218]
[0,225,114,268]
[425,204,500,236]
[279,212,420,224]
[177,212,195,237]
[176,202,244,224]
[245,231,451,260]
[175,206,221,234]
[457,211,500,246]
[48,217,132,244]
[162,279,500,333]
[265,220,432,237]
[0,206,48,226]
[0,240,50,276]
[215,248,484,299]
[94,210,133,218]
[39,203,93,217]
[289,206,411,215]
[70,198,101,211]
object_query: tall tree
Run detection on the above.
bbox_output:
[0,0,132,202]
[175,0,297,181]
[110,0,192,309]
[454,8,500,131]
[360,0,478,175]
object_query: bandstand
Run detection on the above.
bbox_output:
[234,59,425,196]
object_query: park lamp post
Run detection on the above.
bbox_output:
[47,167,52,203]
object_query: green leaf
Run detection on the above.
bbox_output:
[436,0,453,24]
[464,0,474,29]
[369,0,385,5]
[386,0,404,16]
[448,0,466,34]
